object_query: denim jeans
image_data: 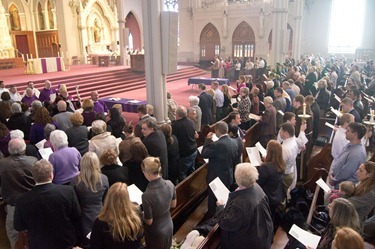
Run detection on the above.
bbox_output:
[179,150,198,181]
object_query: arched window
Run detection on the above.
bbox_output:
[47,1,54,29]
[38,2,45,30]
[232,21,255,60]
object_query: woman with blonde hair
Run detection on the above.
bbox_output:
[81,99,96,126]
[70,152,109,246]
[142,157,176,249]
[332,227,364,249]
[221,84,232,118]
[90,182,144,249]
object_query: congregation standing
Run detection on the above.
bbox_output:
[0,54,375,249]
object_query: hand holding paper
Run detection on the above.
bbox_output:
[209,177,230,205]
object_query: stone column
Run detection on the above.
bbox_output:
[271,0,288,67]
[142,0,167,123]
[292,0,304,61]
[43,11,49,29]
[116,0,126,65]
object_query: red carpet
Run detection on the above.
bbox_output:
[0,64,216,124]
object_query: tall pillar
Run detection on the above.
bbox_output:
[271,0,288,67]
[292,0,304,61]
[142,0,167,123]
[116,0,126,66]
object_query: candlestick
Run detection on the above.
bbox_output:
[61,52,64,58]
[303,102,306,116]
[30,54,33,59]
[58,52,60,57]
[21,54,24,61]
[66,51,69,59]
[26,54,29,60]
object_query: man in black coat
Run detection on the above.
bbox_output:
[197,83,213,127]
[0,138,37,248]
[172,106,198,182]
[141,119,168,179]
[201,121,238,217]
[14,159,81,249]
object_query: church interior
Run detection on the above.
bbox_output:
[0,0,375,248]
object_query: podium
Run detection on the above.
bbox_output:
[130,54,145,72]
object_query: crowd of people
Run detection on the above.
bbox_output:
[0,54,374,249]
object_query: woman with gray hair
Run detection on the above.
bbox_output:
[7,102,32,140]
[49,130,81,185]
[89,120,118,160]
[216,163,273,249]
[188,95,202,132]
[43,123,56,151]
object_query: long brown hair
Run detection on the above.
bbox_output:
[97,182,142,241]
[355,161,375,196]
[264,140,285,172]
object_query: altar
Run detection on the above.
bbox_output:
[26,57,65,74]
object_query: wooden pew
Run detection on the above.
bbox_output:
[196,224,221,249]
[172,163,208,243]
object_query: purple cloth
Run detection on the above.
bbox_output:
[93,100,108,114]
[49,146,81,185]
[82,111,97,126]
[29,123,47,145]
[39,88,57,103]
[101,97,147,113]
[21,95,39,107]
[56,58,62,71]
[41,58,47,73]
[0,133,11,157]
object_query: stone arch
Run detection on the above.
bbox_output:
[86,2,112,46]
[125,11,141,50]
[232,21,255,60]
[268,24,293,55]
[199,22,220,61]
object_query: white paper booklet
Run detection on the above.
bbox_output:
[324,122,335,130]
[128,184,143,205]
[249,113,261,121]
[209,177,230,204]
[330,107,342,118]
[289,224,321,249]
[246,147,262,167]
[316,178,331,193]
[278,110,285,116]
[35,139,46,150]
[127,100,141,104]
[38,147,53,160]
[255,142,267,158]
[197,146,208,163]
[49,93,56,103]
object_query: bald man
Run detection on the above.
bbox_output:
[52,100,73,131]
[91,91,108,114]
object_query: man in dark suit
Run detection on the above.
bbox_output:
[201,121,238,217]
[197,83,213,127]
[258,96,277,148]
[341,97,361,123]
[141,119,168,179]
[14,159,81,249]
[0,138,37,248]
[134,104,157,138]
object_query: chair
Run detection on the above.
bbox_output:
[86,55,92,64]
[72,56,80,65]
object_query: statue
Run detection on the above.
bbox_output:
[93,19,101,43]
[10,5,21,31]
[259,8,264,38]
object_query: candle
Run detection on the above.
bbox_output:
[30,54,33,59]
[58,52,60,57]
[22,54,24,61]
[303,103,306,116]
[61,52,64,58]
[66,51,69,59]
[26,54,29,60]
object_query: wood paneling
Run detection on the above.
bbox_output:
[35,30,59,58]
[10,31,36,58]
